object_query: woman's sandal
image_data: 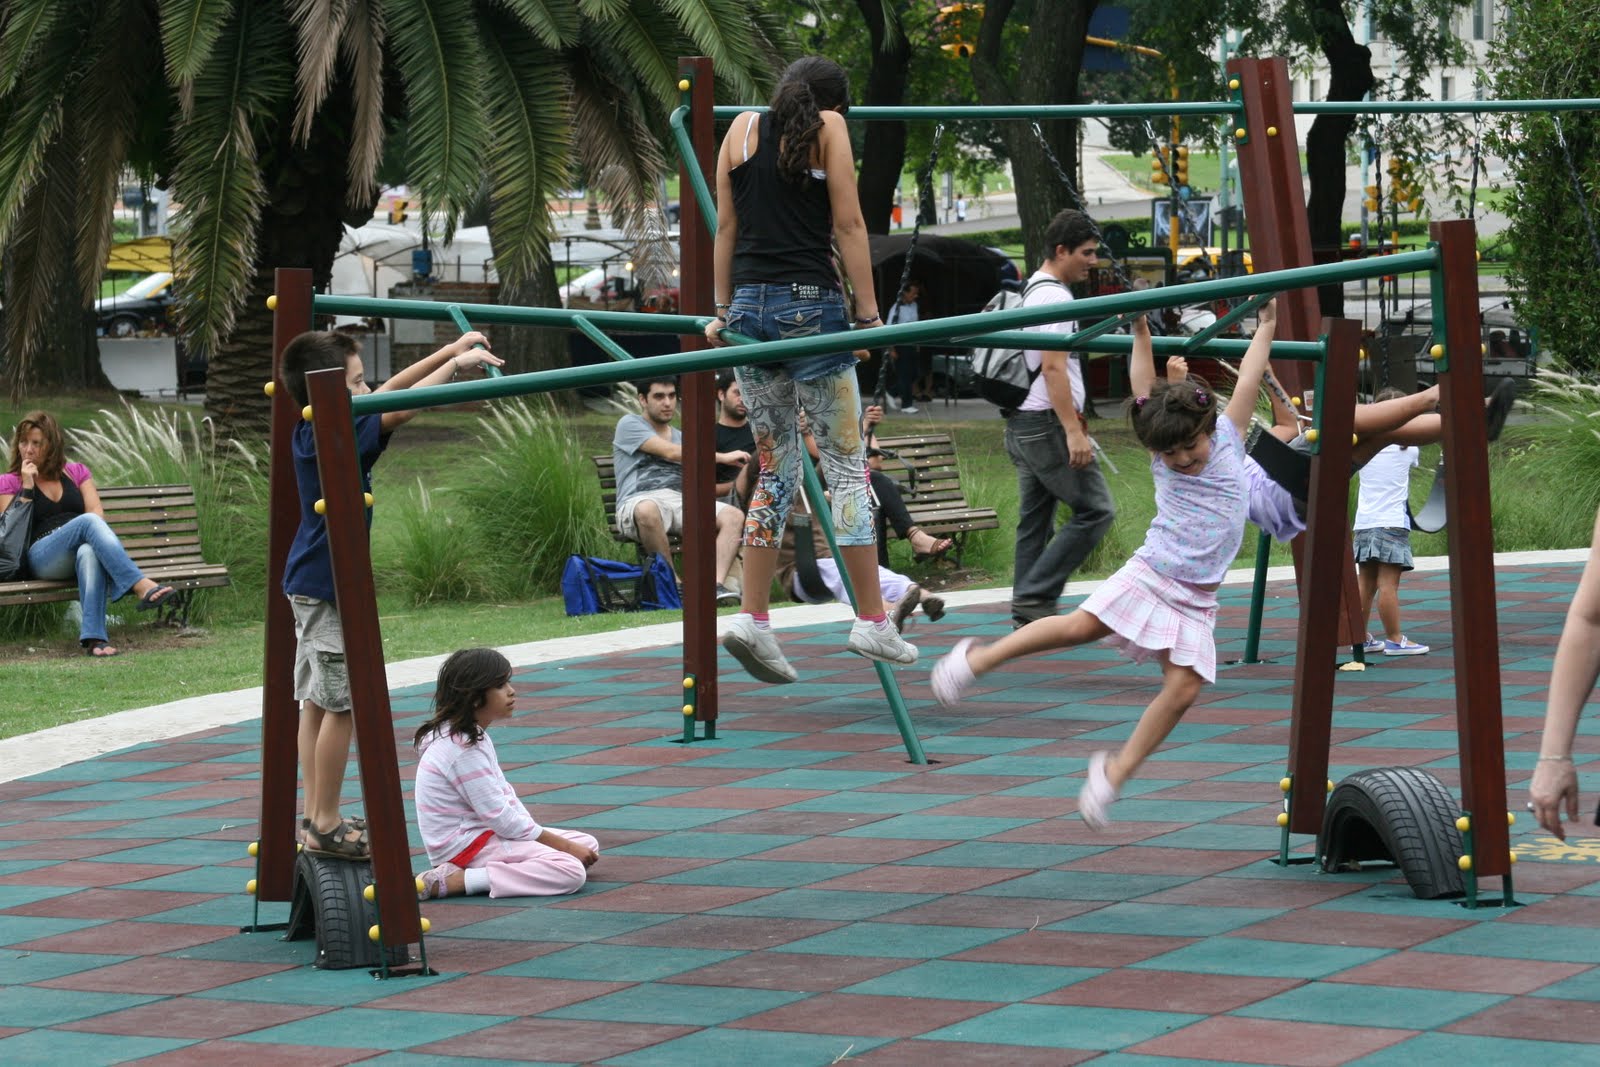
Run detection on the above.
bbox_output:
[137,584,176,611]
[907,526,953,563]
[303,818,371,860]
[82,639,120,658]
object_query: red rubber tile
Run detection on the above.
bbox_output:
[851,1039,1098,1066]
[916,795,1077,819]
[4,887,220,920]
[1127,1016,1415,1066]
[704,811,892,835]
[0,861,190,888]
[640,787,829,810]
[727,992,996,1038]
[548,882,775,914]
[1140,876,1366,908]
[603,914,845,951]
[1325,950,1591,995]
[0,838,165,861]
[366,975,632,1015]
[415,938,567,975]
[1443,994,1600,1043]
[874,895,1101,929]
[407,1018,695,1061]
[806,865,1020,895]
[1225,910,1473,948]
[752,838,952,864]
[126,1039,375,1065]
[953,930,1194,968]
[663,950,911,991]
[56,999,327,1038]
[1033,968,1302,1012]
[13,920,235,955]
[1060,847,1263,876]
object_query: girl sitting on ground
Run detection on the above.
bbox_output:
[931,299,1278,830]
[412,648,599,899]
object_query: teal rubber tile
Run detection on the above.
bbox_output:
[440,907,673,943]
[1049,902,1284,937]
[1134,824,1285,850]
[157,930,318,964]
[779,792,967,815]
[563,807,746,832]
[652,730,805,750]
[190,967,424,1005]
[1234,981,1505,1030]
[125,867,288,894]
[1346,1032,1600,1067]
[971,870,1195,900]
[1531,968,1600,1001]
[1131,937,1390,979]
[82,839,248,866]
[486,744,609,762]
[140,898,289,928]
[66,814,245,836]
[1416,922,1600,963]
[712,889,937,921]
[0,915,109,947]
[1089,1056,1260,1067]
[491,943,738,982]
[1099,800,1265,823]
[843,959,1100,1001]
[366,1055,561,1067]
[1342,729,1468,749]
[775,922,1013,959]
[501,763,643,784]
[995,775,1170,798]
[0,884,80,909]
[603,1027,890,1066]
[527,785,697,806]
[915,736,1056,755]
[835,814,1038,840]
[898,842,1109,869]
[196,750,267,763]
[679,750,846,770]
[651,860,868,888]
[21,761,182,781]
[607,832,807,859]
[542,982,808,1025]
[936,755,1080,777]
[0,1029,193,1065]
[23,781,192,802]
[533,682,664,699]
[1330,711,1441,729]
[236,1007,512,1050]
[731,769,911,790]
[1071,723,1249,744]
[0,950,131,985]
[1145,744,1284,764]
[0,985,164,1027]
[919,1003,1205,1050]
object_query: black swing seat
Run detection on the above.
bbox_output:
[1246,425,1312,505]
[1408,460,1448,534]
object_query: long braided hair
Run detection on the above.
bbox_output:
[770,56,850,184]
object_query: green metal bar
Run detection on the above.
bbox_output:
[1242,528,1273,664]
[444,304,503,377]
[1427,241,1451,373]
[314,293,708,334]
[1061,314,1133,349]
[1183,291,1276,351]
[959,332,1326,359]
[669,106,718,238]
[796,452,926,765]
[715,99,1600,121]
[571,315,635,362]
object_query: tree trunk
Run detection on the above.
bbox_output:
[972,0,1099,269]
[486,251,578,410]
[854,0,911,234]
[205,88,375,442]
[8,263,108,393]
[1307,0,1375,318]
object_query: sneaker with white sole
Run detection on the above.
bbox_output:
[847,618,918,665]
[723,615,798,683]
[714,584,741,605]
[1383,637,1429,656]
[1078,751,1119,831]
[931,638,977,707]
[1361,634,1385,654]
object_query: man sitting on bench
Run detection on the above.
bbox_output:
[612,375,747,603]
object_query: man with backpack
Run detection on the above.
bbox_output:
[1001,209,1116,628]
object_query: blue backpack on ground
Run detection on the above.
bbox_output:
[562,553,681,616]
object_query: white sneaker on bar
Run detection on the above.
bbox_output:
[847,618,918,665]
[722,614,797,684]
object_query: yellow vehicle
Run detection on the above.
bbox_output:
[1177,247,1253,275]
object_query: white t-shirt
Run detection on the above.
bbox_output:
[1018,270,1082,413]
[887,298,919,328]
[1353,444,1419,530]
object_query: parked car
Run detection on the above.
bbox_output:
[96,272,174,337]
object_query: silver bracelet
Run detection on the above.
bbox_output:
[1537,755,1573,762]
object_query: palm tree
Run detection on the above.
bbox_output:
[0,0,787,434]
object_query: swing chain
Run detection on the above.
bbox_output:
[1554,115,1600,272]
[1466,110,1483,221]
[875,123,945,411]
[1027,120,1139,295]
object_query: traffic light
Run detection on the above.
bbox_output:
[1172,145,1189,185]
[937,3,980,59]
[388,197,409,225]
[1364,184,1380,213]
[1150,147,1169,185]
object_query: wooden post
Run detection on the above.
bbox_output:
[1432,218,1509,876]
[257,269,312,901]
[678,56,719,729]
[304,369,420,947]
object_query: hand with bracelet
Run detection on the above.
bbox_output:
[704,302,733,347]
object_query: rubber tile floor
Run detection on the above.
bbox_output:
[2,563,1598,1066]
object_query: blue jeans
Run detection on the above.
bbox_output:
[27,514,145,643]
[726,284,872,548]
[1004,409,1116,625]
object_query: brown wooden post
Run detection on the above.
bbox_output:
[1432,218,1509,876]
[304,369,421,947]
[678,56,719,728]
[257,269,313,901]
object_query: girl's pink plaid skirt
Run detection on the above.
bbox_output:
[1080,556,1219,683]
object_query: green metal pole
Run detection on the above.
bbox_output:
[670,107,718,237]
[1242,528,1272,664]
[444,305,503,377]
[713,98,1600,121]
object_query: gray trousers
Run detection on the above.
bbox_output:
[1003,408,1116,626]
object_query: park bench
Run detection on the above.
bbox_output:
[0,483,231,627]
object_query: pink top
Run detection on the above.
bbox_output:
[0,462,92,496]
[1133,417,1249,586]
[413,728,540,866]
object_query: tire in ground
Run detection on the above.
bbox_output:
[285,851,409,969]
[1317,766,1465,900]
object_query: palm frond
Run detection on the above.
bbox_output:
[161,0,237,86]
[576,0,630,22]
[585,4,679,112]
[385,0,489,241]
[492,0,581,47]
[0,19,74,254]
[287,0,353,146]
[168,4,293,353]
[0,0,60,98]
[654,0,770,104]
[476,16,571,287]
[339,1,386,203]
[1,125,77,398]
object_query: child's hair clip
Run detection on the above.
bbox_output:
[1134,395,1148,408]
[1194,388,1209,406]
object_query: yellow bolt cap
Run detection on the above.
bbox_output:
[364,492,374,507]
[1276,812,1289,827]
[363,884,376,903]
[248,841,259,857]
[263,381,275,397]
[1326,779,1334,793]
[417,875,427,894]
[1507,811,1516,826]
[1229,78,1241,90]
[1508,850,1518,864]
[420,916,432,933]
[1234,128,1247,140]
[1291,396,1302,407]
[1279,777,1292,792]
[1267,126,1278,136]
[246,878,258,894]
[1457,855,1472,871]
[1305,429,1319,443]
[266,294,278,311]
[1475,249,1482,262]
[678,78,691,91]
[1456,816,1470,832]
[313,499,326,515]
[1481,344,1488,356]
[1429,344,1444,358]
[302,405,313,421]
[683,677,694,689]
[368,924,382,942]
[296,842,303,853]
[683,704,695,716]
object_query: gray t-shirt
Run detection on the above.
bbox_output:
[612,414,682,504]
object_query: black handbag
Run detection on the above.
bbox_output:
[0,492,33,581]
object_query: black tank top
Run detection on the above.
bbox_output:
[729,113,837,288]
[30,472,85,543]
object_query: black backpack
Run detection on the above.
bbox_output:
[969,277,1067,409]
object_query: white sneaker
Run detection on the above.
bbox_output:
[1361,634,1385,654]
[930,638,977,708]
[1383,637,1429,656]
[723,615,797,684]
[1078,752,1119,831]
[847,618,918,665]
[901,405,920,415]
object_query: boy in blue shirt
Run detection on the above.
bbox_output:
[279,328,501,858]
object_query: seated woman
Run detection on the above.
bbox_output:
[0,412,175,657]
[861,403,952,566]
